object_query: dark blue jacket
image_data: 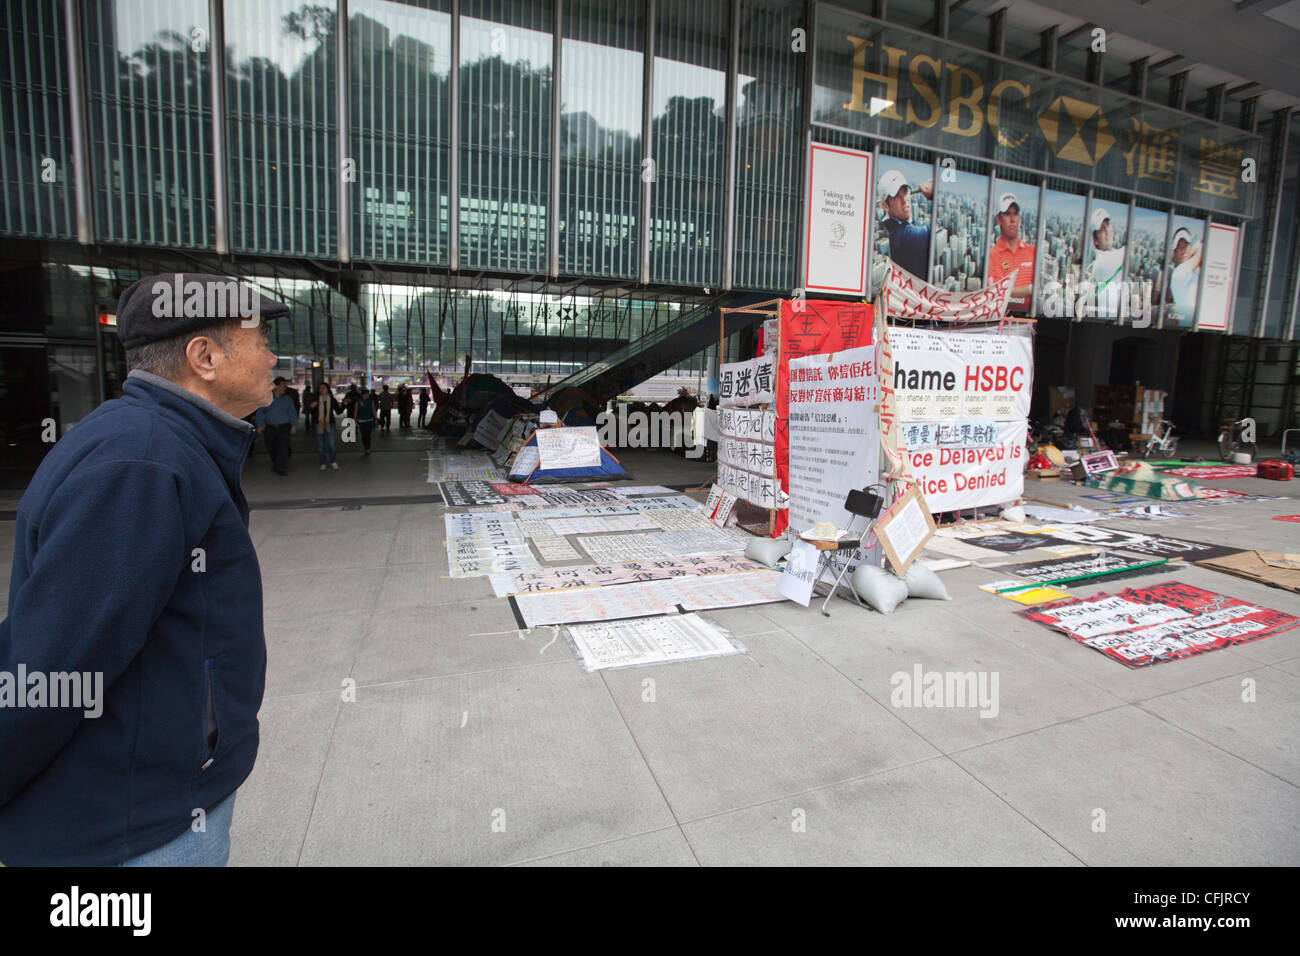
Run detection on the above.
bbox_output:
[0,371,266,865]
[883,217,931,281]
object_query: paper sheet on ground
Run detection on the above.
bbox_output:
[565,613,741,672]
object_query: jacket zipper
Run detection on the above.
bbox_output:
[200,658,218,773]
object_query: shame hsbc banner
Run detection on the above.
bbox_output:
[889,328,1032,512]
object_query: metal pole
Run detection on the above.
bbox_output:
[208,0,228,254]
[337,0,350,263]
[639,0,656,286]
[449,0,461,271]
[63,0,92,244]
[549,0,562,278]
[721,0,740,291]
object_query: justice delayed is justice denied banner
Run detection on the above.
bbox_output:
[887,327,1033,513]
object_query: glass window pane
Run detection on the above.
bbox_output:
[459,0,552,274]
[84,0,215,248]
[652,0,727,287]
[559,0,643,279]
[350,0,452,266]
[225,0,339,257]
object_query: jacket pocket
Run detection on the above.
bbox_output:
[200,658,221,773]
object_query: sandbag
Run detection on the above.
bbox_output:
[851,565,909,614]
[903,561,952,600]
[746,537,792,568]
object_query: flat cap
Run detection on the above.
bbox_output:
[116,273,291,350]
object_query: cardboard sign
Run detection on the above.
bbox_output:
[875,485,937,575]
[534,427,602,469]
[705,483,737,526]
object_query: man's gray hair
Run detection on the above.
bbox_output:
[124,320,239,379]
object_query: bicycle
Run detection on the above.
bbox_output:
[1143,419,1178,460]
[1218,418,1257,462]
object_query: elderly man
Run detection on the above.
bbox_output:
[0,272,288,866]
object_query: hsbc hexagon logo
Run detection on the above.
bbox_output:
[1037,95,1116,166]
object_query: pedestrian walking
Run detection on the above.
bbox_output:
[254,377,297,475]
[0,271,289,865]
[309,382,343,470]
[378,384,393,431]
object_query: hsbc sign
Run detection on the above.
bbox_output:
[813,6,1258,218]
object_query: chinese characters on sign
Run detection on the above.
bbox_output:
[719,356,776,407]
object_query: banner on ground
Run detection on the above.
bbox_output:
[888,327,1033,512]
[884,262,1017,322]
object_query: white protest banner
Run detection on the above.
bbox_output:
[534,426,602,469]
[719,356,776,407]
[884,261,1016,322]
[1197,223,1239,333]
[472,409,511,450]
[719,407,776,443]
[804,143,872,296]
[905,420,1027,512]
[786,345,880,538]
[888,328,1032,421]
[717,464,787,511]
[888,327,1032,512]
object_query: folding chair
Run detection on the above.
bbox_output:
[800,487,884,617]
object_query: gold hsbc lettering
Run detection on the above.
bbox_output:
[844,37,1031,148]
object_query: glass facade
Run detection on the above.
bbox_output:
[83,0,215,249]
[225,0,339,257]
[0,0,75,239]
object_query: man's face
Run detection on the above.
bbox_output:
[1094,219,1113,251]
[884,186,911,222]
[1172,238,1192,264]
[997,208,1020,240]
[211,321,277,418]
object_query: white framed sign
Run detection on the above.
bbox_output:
[804,143,872,295]
[1196,223,1240,333]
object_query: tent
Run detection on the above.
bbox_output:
[507,423,628,483]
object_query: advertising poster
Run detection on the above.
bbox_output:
[805,143,872,295]
[786,346,881,541]
[1039,188,1085,319]
[1197,223,1240,333]
[1127,205,1170,327]
[889,328,1032,512]
[873,155,934,292]
[932,167,988,294]
[1083,201,1129,319]
[1163,214,1206,328]
[989,180,1038,315]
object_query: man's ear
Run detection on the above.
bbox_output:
[185,334,222,382]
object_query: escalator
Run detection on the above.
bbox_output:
[534,291,777,402]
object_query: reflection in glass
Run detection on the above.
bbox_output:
[459,0,552,273]
[225,0,339,257]
[85,0,215,248]
[0,0,75,238]
[560,0,642,278]
[652,0,727,287]
[350,0,452,265]
[735,0,803,292]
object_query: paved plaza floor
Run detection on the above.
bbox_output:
[3,429,1297,866]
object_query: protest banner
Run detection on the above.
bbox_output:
[884,262,1017,323]
[535,427,603,469]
